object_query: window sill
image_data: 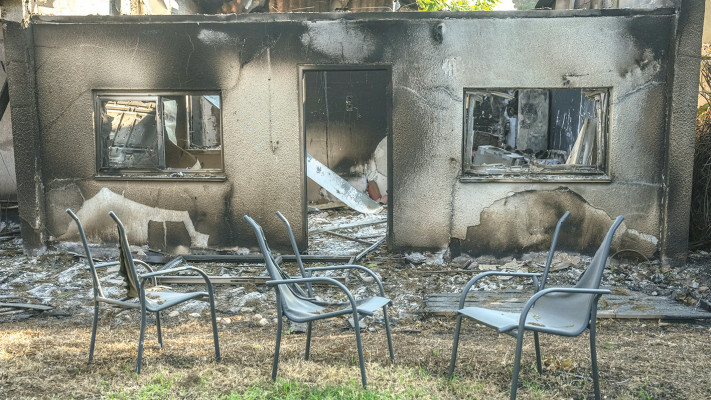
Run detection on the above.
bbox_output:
[459,173,611,183]
[95,174,226,182]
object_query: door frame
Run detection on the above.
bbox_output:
[298,64,393,250]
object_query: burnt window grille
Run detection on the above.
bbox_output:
[462,88,609,178]
[95,91,223,177]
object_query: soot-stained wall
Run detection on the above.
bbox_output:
[3,7,703,262]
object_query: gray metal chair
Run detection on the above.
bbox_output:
[276,211,394,365]
[449,213,623,400]
[244,214,393,388]
[67,209,220,373]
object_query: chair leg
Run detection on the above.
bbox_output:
[88,302,99,364]
[534,332,542,374]
[136,305,147,374]
[304,321,313,361]
[155,311,163,350]
[510,330,526,400]
[208,297,221,361]
[590,322,601,400]
[383,305,395,363]
[272,313,283,381]
[352,312,367,388]
[448,315,464,378]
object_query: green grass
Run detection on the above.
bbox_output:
[103,373,177,399]
[225,380,399,400]
[101,377,441,400]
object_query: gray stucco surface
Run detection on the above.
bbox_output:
[3,8,703,261]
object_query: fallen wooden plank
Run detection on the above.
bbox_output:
[323,230,375,245]
[424,290,711,320]
[317,218,387,233]
[0,309,25,316]
[287,255,354,263]
[313,202,347,210]
[354,237,386,262]
[0,302,54,311]
[413,269,484,275]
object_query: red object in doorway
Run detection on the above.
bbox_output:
[367,180,381,201]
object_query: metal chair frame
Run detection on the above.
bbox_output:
[244,213,394,388]
[449,212,623,400]
[275,211,395,365]
[67,209,221,373]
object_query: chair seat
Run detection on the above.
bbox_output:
[458,306,583,336]
[285,295,391,322]
[347,296,391,315]
[144,289,208,312]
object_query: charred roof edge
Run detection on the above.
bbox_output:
[26,8,677,25]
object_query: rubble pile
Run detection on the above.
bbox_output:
[2,210,711,326]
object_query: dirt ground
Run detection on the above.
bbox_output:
[2,314,711,399]
[2,210,711,399]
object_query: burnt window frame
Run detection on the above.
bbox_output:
[461,87,611,182]
[93,90,225,180]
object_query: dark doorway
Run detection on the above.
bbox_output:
[301,67,391,254]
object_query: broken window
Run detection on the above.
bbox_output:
[462,88,609,178]
[95,92,223,177]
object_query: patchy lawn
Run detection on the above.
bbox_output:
[3,218,711,399]
[1,315,710,399]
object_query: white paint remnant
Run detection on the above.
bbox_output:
[626,228,659,246]
[300,22,376,62]
[197,29,232,46]
[441,57,459,78]
[62,187,209,247]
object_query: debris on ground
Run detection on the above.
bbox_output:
[0,210,709,326]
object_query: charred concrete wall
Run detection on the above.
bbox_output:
[0,35,17,201]
[3,7,703,261]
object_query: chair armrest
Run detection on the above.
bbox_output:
[267,277,360,313]
[305,264,386,296]
[516,287,611,332]
[457,271,542,309]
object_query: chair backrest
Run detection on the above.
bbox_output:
[539,211,570,290]
[532,215,624,335]
[109,211,141,299]
[66,209,104,298]
[275,211,313,296]
[243,215,282,279]
[575,216,624,290]
[244,215,305,293]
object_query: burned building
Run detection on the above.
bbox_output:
[0,1,703,264]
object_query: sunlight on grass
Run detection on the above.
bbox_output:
[0,329,40,359]
[103,373,177,400]
[6,320,711,399]
[225,379,410,400]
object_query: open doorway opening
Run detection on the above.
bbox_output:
[301,67,391,255]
